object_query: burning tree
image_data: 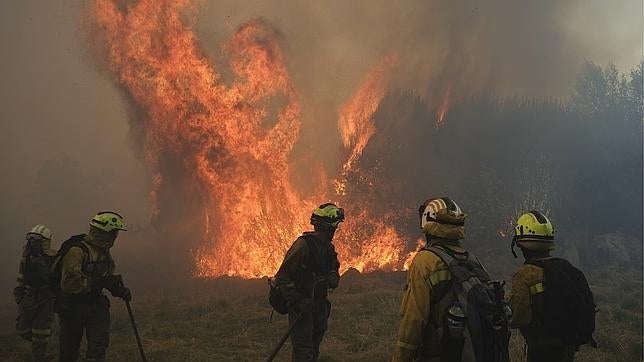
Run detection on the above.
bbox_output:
[89,0,410,278]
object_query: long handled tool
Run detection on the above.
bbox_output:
[116,275,148,362]
[265,303,310,362]
[125,300,148,362]
[265,277,327,362]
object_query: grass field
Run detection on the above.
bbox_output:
[1,268,641,361]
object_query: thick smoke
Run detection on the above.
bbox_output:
[0,0,640,287]
[195,0,642,167]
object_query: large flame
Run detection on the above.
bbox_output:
[335,55,399,196]
[91,0,410,278]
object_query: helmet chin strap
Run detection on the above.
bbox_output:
[511,236,518,258]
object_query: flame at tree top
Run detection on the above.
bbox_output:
[335,55,399,196]
[90,0,411,278]
[436,86,451,126]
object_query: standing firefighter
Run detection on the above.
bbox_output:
[508,211,596,362]
[394,197,511,362]
[273,203,344,362]
[55,211,132,362]
[14,224,57,361]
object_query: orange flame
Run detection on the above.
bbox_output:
[402,238,426,270]
[90,0,411,278]
[436,86,451,126]
[335,55,399,195]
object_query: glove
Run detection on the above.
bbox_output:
[111,287,132,302]
[98,275,132,301]
[97,275,121,292]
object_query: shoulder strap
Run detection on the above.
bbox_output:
[298,234,316,270]
[301,233,316,247]
[426,245,469,269]
[427,245,490,289]
[53,235,89,269]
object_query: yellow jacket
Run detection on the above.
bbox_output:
[61,240,115,295]
[508,263,544,329]
[393,243,465,362]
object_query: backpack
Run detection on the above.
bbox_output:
[50,234,88,294]
[427,246,511,362]
[268,234,331,315]
[268,278,289,315]
[526,258,597,347]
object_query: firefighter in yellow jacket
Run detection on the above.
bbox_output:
[394,197,475,361]
[508,211,577,362]
[14,224,57,361]
[274,203,343,361]
[56,211,131,362]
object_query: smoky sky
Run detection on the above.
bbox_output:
[0,0,641,287]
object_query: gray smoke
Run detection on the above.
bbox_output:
[0,0,640,288]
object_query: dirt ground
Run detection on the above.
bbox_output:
[0,270,641,361]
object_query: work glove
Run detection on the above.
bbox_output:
[111,286,132,302]
[98,275,132,301]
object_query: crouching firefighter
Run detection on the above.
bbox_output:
[54,211,132,362]
[393,197,511,362]
[271,203,344,362]
[508,211,597,362]
[14,225,57,361]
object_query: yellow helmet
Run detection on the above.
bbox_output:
[90,211,127,233]
[511,210,554,257]
[418,197,467,240]
[310,203,345,229]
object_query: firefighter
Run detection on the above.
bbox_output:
[56,211,131,362]
[274,203,344,361]
[508,211,595,362]
[393,197,480,361]
[14,224,57,361]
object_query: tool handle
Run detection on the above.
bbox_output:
[125,298,148,361]
[265,277,326,361]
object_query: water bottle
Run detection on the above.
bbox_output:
[446,303,466,339]
[503,303,513,323]
[442,302,466,362]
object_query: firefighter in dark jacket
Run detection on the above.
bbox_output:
[274,203,344,362]
[14,224,57,361]
[56,211,131,362]
[509,211,576,362]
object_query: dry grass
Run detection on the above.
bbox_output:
[0,270,641,361]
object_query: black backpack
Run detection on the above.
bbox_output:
[50,234,88,294]
[268,234,330,315]
[428,246,511,362]
[268,278,289,315]
[527,258,597,347]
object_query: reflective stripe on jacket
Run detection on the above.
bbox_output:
[393,243,465,362]
[509,263,544,328]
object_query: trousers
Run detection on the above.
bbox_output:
[57,295,111,362]
[288,299,331,362]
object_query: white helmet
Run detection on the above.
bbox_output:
[418,197,466,240]
[26,224,52,241]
